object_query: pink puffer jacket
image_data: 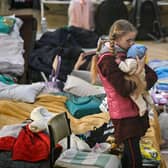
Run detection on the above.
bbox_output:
[97,53,139,119]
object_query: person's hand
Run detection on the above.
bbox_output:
[135,56,146,75]
[74,52,87,70]
[115,56,121,64]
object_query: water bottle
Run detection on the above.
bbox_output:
[41,17,47,34]
[163,103,168,113]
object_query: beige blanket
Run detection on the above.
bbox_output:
[142,108,166,168]
[0,93,110,134]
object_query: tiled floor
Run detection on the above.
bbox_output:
[0,1,168,167]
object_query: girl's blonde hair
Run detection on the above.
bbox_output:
[91,19,137,84]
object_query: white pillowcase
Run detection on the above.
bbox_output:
[71,70,102,85]
[0,82,44,103]
[63,75,105,97]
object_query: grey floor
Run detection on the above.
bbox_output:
[0,0,168,167]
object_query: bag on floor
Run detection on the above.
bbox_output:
[94,0,128,36]
[42,55,63,93]
[129,0,166,40]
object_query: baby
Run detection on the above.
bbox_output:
[118,44,153,116]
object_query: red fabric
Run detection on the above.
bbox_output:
[0,136,16,151]
[12,125,50,162]
[54,144,63,160]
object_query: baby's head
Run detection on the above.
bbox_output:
[127,44,147,59]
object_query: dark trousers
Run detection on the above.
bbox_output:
[121,137,142,168]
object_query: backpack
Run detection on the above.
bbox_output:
[9,0,33,9]
[9,0,40,9]
[94,0,129,36]
[129,0,165,41]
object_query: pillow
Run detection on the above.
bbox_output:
[0,82,44,103]
[63,75,105,97]
[71,70,102,85]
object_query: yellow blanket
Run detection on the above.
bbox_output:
[0,93,110,134]
[141,108,166,168]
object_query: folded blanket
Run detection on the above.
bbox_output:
[57,149,121,168]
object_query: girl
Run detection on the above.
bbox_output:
[91,19,157,168]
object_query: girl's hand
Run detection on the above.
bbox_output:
[135,56,145,75]
[115,57,121,64]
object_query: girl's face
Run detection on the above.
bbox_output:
[115,32,137,50]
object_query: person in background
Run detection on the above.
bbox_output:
[91,19,157,168]
[68,0,95,30]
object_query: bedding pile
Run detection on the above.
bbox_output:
[0,15,24,77]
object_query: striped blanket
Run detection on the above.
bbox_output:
[57,149,121,168]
